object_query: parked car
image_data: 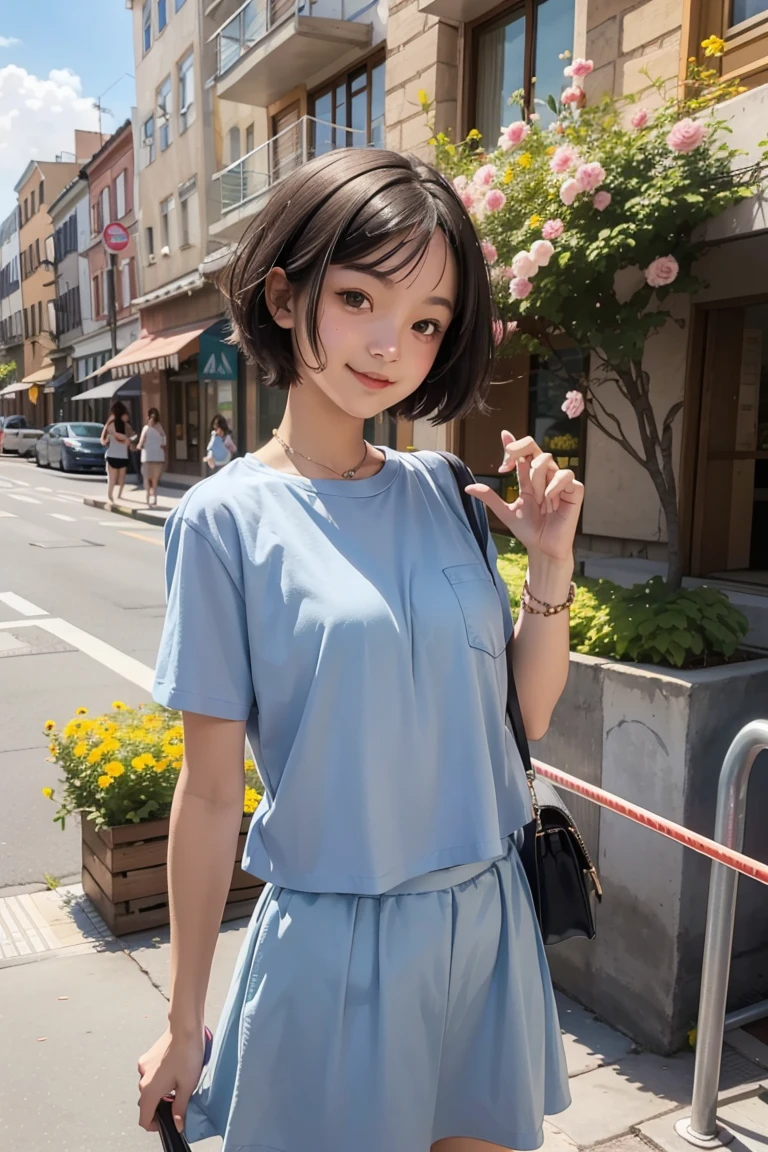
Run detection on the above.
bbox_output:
[36,422,107,472]
[0,414,44,457]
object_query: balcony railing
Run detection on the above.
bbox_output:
[215,114,368,214]
[217,0,305,75]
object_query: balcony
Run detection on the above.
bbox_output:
[417,0,499,19]
[214,0,373,106]
[211,114,367,239]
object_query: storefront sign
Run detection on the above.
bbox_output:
[199,330,238,382]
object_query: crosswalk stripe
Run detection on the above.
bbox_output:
[0,591,48,616]
[6,493,40,504]
[48,513,76,522]
[0,509,17,518]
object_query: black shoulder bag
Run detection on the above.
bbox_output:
[437,451,601,946]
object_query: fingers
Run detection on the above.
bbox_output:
[465,483,524,524]
[499,431,542,474]
[138,1075,164,1132]
[544,470,584,513]
[172,1087,193,1134]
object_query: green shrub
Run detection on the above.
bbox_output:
[494,538,748,668]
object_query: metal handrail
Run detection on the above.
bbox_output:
[215,0,308,75]
[214,114,368,213]
[673,720,768,1148]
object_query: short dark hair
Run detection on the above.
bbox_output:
[148,407,160,421]
[222,149,495,425]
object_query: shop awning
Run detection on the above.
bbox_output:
[44,368,74,395]
[88,322,211,380]
[72,375,141,402]
[0,380,30,399]
[21,363,56,386]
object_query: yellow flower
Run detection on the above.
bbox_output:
[244,758,255,771]
[518,152,532,169]
[142,715,163,731]
[165,725,184,742]
[49,741,57,757]
[111,700,129,712]
[466,128,482,140]
[44,721,56,733]
[88,745,106,765]
[41,787,54,800]
[153,759,169,773]
[417,87,429,106]
[105,761,125,778]
[102,737,121,754]
[63,720,82,739]
[529,214,543,227]
[132,753,156,772]
[74,741,88,757]
[502,166,515,184]
[701,34,726,57]
[445,143,456,156]
[243,787,261,815]
[97,774,113,789]
[428,136,437,146]
[75,707,88,716]
[688,56,698,62]
[546,145,556,156]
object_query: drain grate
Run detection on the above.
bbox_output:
[29,539,104,549]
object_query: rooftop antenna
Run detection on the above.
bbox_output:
[93,72,135,138]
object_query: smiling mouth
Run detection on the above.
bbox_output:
[348,367,395,390]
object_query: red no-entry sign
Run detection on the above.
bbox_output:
[102,222,130,253]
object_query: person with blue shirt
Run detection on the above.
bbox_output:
[138,148,584,1152]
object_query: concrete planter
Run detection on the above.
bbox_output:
[532,653,768,1054]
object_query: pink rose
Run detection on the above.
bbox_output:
[559,178,581,206]
[473,163,498,186]
[530,239,555,267]
[667,118,707,153]
[498,121,530,151]
[645,255,679,288]
[562,86,584,106]
[511,250,538,278]
[561,390,585,419]
[575,162,606,191]
[549,145,580,174]
[500,266,516,280]
[542,218,564,240]
[492,319,519,346]
[485,188,506,211]
[481,240,498,264]
[630,108,649,129]
[460,189,476,210]
[509,277,533,300]
[453,174,468,192]
[564,58,594,78]
[593,190,612,211]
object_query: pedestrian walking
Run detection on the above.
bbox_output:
[138,148,584,1152]
[204,414,237,471]
[100,400,135,507]
[137,407,166,508]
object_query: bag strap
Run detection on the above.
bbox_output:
[435,452,534,782]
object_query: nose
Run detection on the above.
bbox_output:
[368,324,400,363]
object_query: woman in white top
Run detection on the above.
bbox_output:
[100,400,135,506]
[138,407,167,508]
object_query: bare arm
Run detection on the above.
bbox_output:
[100,420,112,446]
[138,712,246,1132]
[138,426,148,450]
[511,555,573,741]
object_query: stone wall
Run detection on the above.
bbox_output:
[385,0,459,156]
[585,0,683,103]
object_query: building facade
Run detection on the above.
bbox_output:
[0,209,23,394]
[47,175,91,424]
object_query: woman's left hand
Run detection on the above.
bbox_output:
[465,430,584,564]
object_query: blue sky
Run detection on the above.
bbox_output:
[0,1,135,217]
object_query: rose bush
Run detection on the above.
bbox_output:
[43,703,263,830]
[423,44,766,587]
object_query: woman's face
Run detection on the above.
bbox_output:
[270,231,458,421]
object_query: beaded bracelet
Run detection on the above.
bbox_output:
[521,579,576,617]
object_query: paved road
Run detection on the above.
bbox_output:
[0,455,169,893]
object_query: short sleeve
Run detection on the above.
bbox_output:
[153,513,255,720]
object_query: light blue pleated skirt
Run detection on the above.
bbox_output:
[186,836,570,1152]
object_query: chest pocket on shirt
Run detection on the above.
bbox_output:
[443,563,506,658]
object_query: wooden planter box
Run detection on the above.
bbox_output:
[81,815,264,936]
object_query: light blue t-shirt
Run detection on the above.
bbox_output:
[153,447,533,895]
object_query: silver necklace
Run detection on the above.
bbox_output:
[272,429,369,480]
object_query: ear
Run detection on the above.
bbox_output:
[264,268,295,330]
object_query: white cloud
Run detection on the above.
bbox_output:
[0,37,21,48]
[0,65,100,217]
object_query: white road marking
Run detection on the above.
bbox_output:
[0,509,17,518]
[35,486,52,492]
[0,619,38,629]
[7,493,41,505]
[0,591,48,617]
[48,513,76,522]
[37,617,155,691]
[5,476,31,487]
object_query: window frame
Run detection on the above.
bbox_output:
[142,114,156,166]
[92,273,102,319]
[145,225,155,259]
[157,76,173,152]
[115,170,127,219]
[157,0,168,33]
[101,186,111,229]
[178,176,197,247]
[308,49,387,150]
[160,196,173,251]
[143,0,152,53]
[178,50,195,133]
[30,189,36,215]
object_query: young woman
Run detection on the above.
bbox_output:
[100,400,134,506]
[204,413,237,471]
[138,407,167,508]
[138,149,583,1152]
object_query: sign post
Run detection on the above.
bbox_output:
[102,222,131,360]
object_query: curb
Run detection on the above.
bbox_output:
[82,498,168,528]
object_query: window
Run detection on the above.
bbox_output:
[145,225,155,259]
[28,243,33,271]
[228,126,241,164]
[91,199,101,235]
[92,273,102,317]
[23,198,28,223]
[178,176,197,246]
[529,349,587,482]
[23,307,28,339]
[35,238,41,265]
[30,189,36,215]
[178,50,195,132]
[310,56,386,154]
[101,186,111,228]
[30,305,36,337]
[115,171,126,219]
[142,115,156,165]
[39,180,44,206]
[157,76,172,151]
[20,250,26,279]
[160,196,173,251]
[730,0,768,24]
[142,0,152,53]
[38,299,43,333]
[120,260,132,310]
[48,299,57,337]
[471,0,575,140]
[175,0,186,8]
[245,122,255,154]
[157,0,167,31]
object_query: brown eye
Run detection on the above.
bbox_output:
[413,320,440,336]
[340,291,368,309]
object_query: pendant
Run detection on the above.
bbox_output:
[342,469,356,479]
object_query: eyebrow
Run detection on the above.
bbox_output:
[338,265,454,313]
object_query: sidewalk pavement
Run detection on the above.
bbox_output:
[2,882,768,1152]
[82,479,189,528]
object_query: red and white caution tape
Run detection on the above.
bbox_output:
[533,759,768,887]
